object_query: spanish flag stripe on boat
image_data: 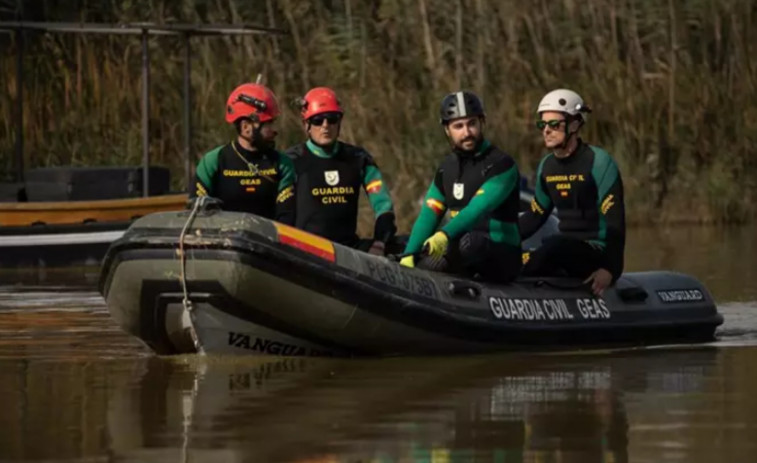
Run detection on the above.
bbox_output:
[274,223,336,262]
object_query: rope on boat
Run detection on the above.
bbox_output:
[178,196,206,354]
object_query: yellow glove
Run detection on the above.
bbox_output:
[423,231,449,259]
[399,255,415,268]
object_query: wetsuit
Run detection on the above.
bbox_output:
[404,140,522,283]
[519,140,625,281]
[285,140,396,247]
[192,141,296,224]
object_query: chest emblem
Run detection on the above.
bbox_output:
[324,170,340,186]
[453,182,465,200]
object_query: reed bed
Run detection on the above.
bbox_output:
[1,0,755,229]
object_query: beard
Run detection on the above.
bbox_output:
[253,138,276,151]
[454,134,481,153]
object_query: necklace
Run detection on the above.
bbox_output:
[231,141,260,175]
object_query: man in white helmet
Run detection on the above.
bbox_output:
[519,89,626,296]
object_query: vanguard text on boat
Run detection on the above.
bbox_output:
[98,198,723,357]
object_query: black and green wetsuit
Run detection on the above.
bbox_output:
[192,141,296,224]
[404,140,522,282]
[519,140,625,281]
[284,140,396,246]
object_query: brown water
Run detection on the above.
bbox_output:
[0,225,756,462]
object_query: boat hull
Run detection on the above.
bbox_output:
[99,207,723,357]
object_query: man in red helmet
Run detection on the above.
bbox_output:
[191,82,296,224]
[285,87,396,254]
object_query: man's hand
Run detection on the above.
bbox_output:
[399,255,415,268]
[584,268,613,296]
[368,240,386,256]
[422,231,449,259]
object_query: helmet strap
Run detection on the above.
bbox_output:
[251,124,264,150]
[558,115,582,151]
[237,117,273,151]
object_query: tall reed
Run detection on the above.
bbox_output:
[0,0,755,227]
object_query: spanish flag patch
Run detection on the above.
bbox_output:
[365,179,382,194]
[425,198,445,215]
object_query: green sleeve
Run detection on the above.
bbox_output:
[363,164,394,217]
[591,147,619,201]
[404,175,446,254]
[277,152,297,192]
[591,147,625,280]
[518,155,554,239]
[192,146,222,197]
[533,156,553,209]
[441,165,519,239]
[275,152,297,225]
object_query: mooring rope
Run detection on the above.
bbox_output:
[178,196,205,353]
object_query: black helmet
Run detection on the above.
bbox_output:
[439,91,485,124]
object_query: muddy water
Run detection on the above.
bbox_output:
[0,225,756,462]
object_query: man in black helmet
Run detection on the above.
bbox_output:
[399,91,522,283]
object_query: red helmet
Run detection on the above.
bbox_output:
[299,87,343,120]
[225,83,280,124]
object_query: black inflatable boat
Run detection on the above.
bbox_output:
[98,200,723,357]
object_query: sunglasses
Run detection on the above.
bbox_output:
[310,113,342,126]
[536,119,566,130]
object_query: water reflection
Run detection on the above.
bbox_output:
[0,265,100,287]
[4,347,757,462]
[1,224,756,462]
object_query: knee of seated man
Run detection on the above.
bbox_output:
[417,254,449,272]
[458,232,490,261]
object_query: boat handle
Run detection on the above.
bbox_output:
[447,281,481,299]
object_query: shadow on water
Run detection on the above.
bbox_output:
[1,347,757,462]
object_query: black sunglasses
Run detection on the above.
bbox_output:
[310,113,342,126]
[536,119,566,130]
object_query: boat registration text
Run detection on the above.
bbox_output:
[488,296,611,321]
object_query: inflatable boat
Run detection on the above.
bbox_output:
[98,199,723,357]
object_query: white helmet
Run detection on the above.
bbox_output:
[537,89,591,120]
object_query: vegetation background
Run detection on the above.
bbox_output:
[1,0,755,231]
